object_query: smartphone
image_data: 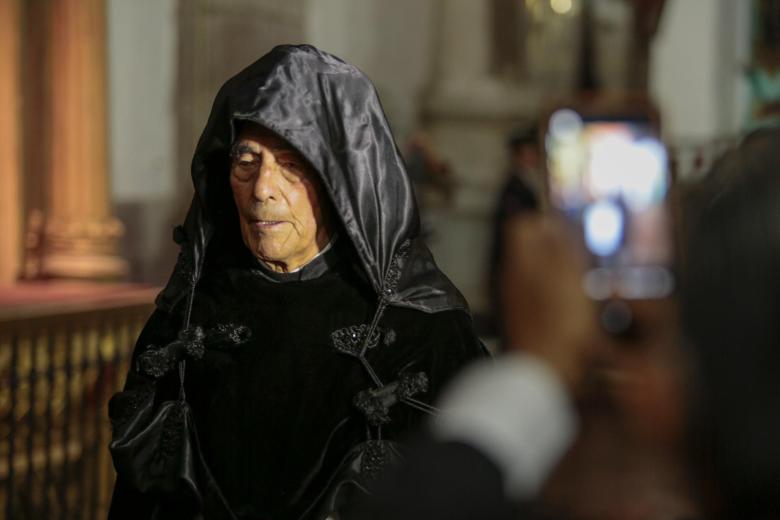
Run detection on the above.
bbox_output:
[544,107,674,300]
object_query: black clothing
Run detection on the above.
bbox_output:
[488,171,539,344]
[109,45,485,519]
[489,173,539,279]
[110,248,483,519]
[345,437,551,520]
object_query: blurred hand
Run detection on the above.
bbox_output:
[499,214,603,391]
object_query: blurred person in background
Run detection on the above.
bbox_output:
[405,132,455,210]
[488,124,544,349]
[349,127,780,520]
[107,45,485,520]
[403,132,455,241]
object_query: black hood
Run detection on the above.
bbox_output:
[156,44,468,315]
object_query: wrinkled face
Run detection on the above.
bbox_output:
[230,123,331,272]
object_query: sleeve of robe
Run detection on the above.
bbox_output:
[107,307,183,520]
[381,307,490,439]
[342,437,525,520]
[427,308,490,398]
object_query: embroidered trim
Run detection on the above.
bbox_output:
[397,371,429,400]
[353,372,429,426]
[180,326,206,358]
[382,239,410,297]
[108,382,155,430]
[137,344,179,379]
[138,326,204,378]
[353,390,391,426]
[207,323,252,348]
[331,325,384,357]
[151,403,185,476]
[333,239,440,433]
[137,323,251,379]
[359,440,397,479]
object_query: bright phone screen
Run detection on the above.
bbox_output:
[545,108,674,300]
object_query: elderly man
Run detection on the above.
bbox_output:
[108,45,485,519]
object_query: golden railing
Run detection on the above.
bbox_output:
[0,287,157,519]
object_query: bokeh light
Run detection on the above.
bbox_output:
[584,199,624,257]
[550,0,573,15]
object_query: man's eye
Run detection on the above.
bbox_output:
[281,162,300,171]
[232,157,258,181]
[234,156,259,169]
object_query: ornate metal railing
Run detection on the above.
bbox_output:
[0,288,156,519]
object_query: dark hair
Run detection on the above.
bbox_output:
[507,123,539,151]
[681,128,780,518]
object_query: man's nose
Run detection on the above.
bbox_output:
[253,152,279,202]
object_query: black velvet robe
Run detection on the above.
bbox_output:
[109,245,485,519]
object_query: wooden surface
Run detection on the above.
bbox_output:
[0,282,159,322]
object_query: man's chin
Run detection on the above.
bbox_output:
[252,247,286,261]
[250,243,294,263]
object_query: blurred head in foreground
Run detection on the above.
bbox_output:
[682,127,780,518]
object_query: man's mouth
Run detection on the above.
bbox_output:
[252,219,286,228]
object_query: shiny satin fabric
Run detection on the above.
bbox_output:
[308,440,405,519]
[109,391,200,498]
[109,374,236,518]
[156,44,468,315]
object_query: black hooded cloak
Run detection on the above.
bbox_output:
[108,45,486,520]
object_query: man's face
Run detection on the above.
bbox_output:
[230,124,331,272]
[512,143,540,171]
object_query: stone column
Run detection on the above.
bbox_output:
[43,0,127,279]
[0,0,23,284]
[422,0,538,313]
